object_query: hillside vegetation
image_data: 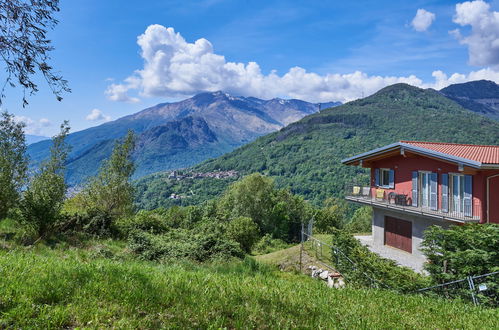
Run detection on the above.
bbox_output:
[136,83,499,207]
[0,246,497,328]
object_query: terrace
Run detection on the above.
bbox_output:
[345,183,481,223]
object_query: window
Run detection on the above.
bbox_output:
[375,168,394,188]
[381,169,390,187]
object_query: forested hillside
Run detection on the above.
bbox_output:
[136,83,499,208]
[28,92,337,185]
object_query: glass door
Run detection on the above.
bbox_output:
[420,172,430,208]
[451,175,465,213]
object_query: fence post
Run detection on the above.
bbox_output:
[299,222,304,273]
[467,276,479,306]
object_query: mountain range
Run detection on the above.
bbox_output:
[135,82,499,210]
[440,80,499,121]
[27,92,340,185]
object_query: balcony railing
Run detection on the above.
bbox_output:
[344,183,480,223]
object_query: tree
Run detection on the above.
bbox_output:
[20,121,70,237]
[0,112,28,219]
[314,198,347,233]
[76,130,136,232]
[0,0,69,106]
[226,216,260,253]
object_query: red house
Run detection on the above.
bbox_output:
[342,141,499,269]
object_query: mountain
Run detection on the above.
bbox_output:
[135,83,499,209]
[27,91,340,185]
[25,134,49,145]
[440,80,499,121]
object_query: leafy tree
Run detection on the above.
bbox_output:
[226,216,260,253]
[76,130,136,233]
[314,197,347,233]
[0,0,69,106]
[344,206,372,233]
[0,112,28,219]
[218,173,311,241]
[20,121,70,237]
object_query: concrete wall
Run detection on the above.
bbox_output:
[372,208,452,258]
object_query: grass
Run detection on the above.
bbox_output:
[0,243,497,328]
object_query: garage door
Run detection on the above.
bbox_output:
[384,217,412,253]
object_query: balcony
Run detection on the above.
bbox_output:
[344,184,480,223]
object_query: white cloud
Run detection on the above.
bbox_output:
[453,0,499,68]
[411,9,436,32]
[86,109,112,122]
[14,116,52,135]
[105,79,140,103]
[107,25,499,103]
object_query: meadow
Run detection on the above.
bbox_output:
[0,241,497,329]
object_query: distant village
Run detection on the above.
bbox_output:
[168,170,239,181]
[167,170,239,200]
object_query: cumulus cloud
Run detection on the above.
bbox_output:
[14,116,52,135]
[452,0,499,68]
[411,9,436,32]
[107,25,499,103]
[86,109,112,122]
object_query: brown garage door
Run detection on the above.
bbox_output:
[384,217,412,253]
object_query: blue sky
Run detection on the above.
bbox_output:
[3,0,499,136]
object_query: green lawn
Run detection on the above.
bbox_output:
[0,244,497,328]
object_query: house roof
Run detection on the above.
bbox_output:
[341,141,499,169]
[401,141,499,164]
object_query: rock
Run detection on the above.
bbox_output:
[319,271,329,280]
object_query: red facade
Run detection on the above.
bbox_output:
[369,154,499,223]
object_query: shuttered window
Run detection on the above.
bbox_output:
[375,168,394,188]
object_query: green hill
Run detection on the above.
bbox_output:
[136,83,499,208]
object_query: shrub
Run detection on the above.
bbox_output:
[225,216,260,253]
[128,222,244,262]
[421,224,499,281]
[252,234,290,255]
[330,229,429,292]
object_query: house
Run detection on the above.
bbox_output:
[342,141,499,270]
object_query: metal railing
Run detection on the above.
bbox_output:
[344,183,481,223]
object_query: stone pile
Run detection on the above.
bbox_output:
[307,266,345,289]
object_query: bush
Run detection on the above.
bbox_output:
[252,234,290,255]
[421,224,499,281]
[225,216,260,253]
[128,222,244,262]
[330,229,429,292]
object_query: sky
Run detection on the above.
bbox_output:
[3,0,499,136]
